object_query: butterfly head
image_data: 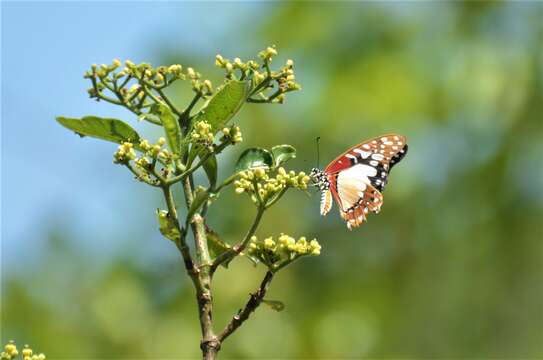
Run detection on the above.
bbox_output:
[310,168,330,191]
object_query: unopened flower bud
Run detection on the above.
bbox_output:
[22,347,32,357]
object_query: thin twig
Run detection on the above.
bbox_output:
[166,141,230,185]
[217,271,274,342]
[211,205,265,273]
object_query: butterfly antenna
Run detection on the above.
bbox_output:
[316,136,321,168]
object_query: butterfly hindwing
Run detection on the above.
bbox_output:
[336,180,383,230]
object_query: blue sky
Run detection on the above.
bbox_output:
[1,2,267,273]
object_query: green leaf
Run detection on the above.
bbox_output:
[150,103,182,157]
[235,147,274,172]
[156,209,181,242]
[202,153,218,188]
[206,227,232,268]
[56,116,140,144]
[193,80,250,133]
[187,187,209,220]
[271,144,297,167]
[262,299,285,312]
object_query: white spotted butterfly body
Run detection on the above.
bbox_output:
[310,134,408,230]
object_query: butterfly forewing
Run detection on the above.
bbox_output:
[325,134,407,174]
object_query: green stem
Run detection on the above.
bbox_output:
[156,87,182,116]
[211,205,265,274]
[124,163,161,187]
[180,93,202,129]
[167,142,230,185]
[161,185,196,275]
[265,187,288,209]
[212,173,237,193]
[181,175,218,359]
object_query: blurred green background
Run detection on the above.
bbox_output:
[2,2,542,359]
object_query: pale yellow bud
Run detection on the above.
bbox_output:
[187,67,196,78]
[254,168,265,178]
[5,343,17,355]
[22,347,32,357]
[263,237,275,249]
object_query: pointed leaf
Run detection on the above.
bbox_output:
[262,299,285,312]
[271,144,297,167]
[157,209,181,242]
[56,116,140,144]
[150,103,182,157]
[206,227,232,268]
[235,147,273,172]
[202,153,218,188]
[187,187,209,220]
[193,80,250,134]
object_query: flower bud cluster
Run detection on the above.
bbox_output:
[234,167,310,205]
[186,68,213,97]
[113,142,136,164]
[215,54,259,78]
[258,46,278,62]
[215,46,301,104]
[1,341,45,360]
[247,234,321,269]
[136,136,172,165]
[113,137,171,185]
[84,59,214,113]
[220,125,243,144]
[190,121,214,145]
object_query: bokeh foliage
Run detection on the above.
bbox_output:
[2,2,542,359]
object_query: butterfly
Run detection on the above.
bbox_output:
[309,134,408,230]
